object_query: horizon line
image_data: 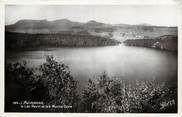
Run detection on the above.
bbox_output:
[5,18,178,27]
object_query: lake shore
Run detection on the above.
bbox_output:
[123,35,177,51]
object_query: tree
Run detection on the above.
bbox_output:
[5,62,47,111]
[39,56,79,112]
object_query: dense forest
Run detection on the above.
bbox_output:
[5,31,120,50]
[123,35,177,51]
[5,56,177,112]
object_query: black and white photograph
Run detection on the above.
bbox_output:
[4,4,178,113]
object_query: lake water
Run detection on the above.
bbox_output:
[6,44,177,88]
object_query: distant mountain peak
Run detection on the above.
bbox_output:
[87,20,105,24]
[138,23,153,26]
[86,20,105,26]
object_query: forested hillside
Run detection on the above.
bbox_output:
[123,35,177,51]
[5,32,120,50]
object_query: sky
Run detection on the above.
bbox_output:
[5,5,178,26]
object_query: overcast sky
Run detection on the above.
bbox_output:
[5,5,178,26]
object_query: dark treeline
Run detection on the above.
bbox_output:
[5,56,177,113]
[5,31,120,50]
[124,35,177,51]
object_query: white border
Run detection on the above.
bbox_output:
[0,0,181,117]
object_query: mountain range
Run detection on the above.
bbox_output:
[5,19,178,43]
[5,19,113,34]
